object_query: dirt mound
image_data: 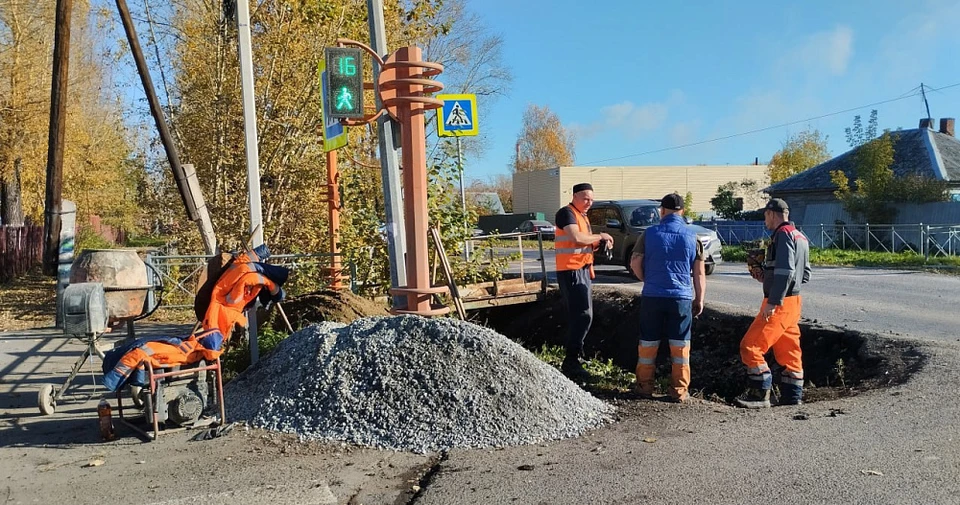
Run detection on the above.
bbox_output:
[274,289,389,330]
[477,287,925,404]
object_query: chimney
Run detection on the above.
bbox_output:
[919,118,936,129]
[940,118,955,137]
[754,156,759,165]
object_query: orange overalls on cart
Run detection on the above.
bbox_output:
[201,249,285,343]
[740,222,811,403]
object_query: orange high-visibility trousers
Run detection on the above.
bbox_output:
[739,296,803,394]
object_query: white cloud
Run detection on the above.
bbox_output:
[790,25,854,76]
[570,100,671,140]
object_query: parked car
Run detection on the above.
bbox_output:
[514,220,556,240]
[586,200,722,275]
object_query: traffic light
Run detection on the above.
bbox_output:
[325,48,364,119]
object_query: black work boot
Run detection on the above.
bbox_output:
[735,388,771,409]
[561,357,590,380]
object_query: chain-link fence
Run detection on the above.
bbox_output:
[145,252,354,309]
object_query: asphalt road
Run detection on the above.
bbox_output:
[510,247,960,343]
[417,258,960,505]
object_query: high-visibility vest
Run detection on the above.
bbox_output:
[555,204,595,278]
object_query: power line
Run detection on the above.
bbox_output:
[579,81,960,166]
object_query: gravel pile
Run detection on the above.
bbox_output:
[225,316,612,453]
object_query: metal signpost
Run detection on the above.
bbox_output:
[437,94,479,258]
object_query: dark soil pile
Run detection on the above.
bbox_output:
[273,289,389,330]
[476,287,925,404]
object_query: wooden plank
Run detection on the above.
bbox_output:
[430,228,466,320]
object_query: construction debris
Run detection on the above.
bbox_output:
[225,316,612,453]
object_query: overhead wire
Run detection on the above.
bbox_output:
[578,82,960,166]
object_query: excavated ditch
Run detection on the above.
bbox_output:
[475,288,926,404]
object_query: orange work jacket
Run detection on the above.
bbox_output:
[554,204,595,278]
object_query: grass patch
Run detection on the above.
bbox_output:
[721,244,960,269]
[221,327,291,380]
[487,239,554,250]
[534,344,635,393]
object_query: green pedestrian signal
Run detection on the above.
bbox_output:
[325,48,364,119]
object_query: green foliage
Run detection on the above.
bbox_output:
[710,185,741,219]
[832,130,897,223]
[722,244,960,269]
[710,179,763,220]
[533,344,635,392]
[683,191,701,221]
[221,327,291,378]
[430,141,514,286]
[75,227,117,253]
[845,110,879,148]
[767,129,831,183]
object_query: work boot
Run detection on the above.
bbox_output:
[561,359,590,380]
[735,388,771,409]
[632,381,654,399]
[669,392,691,404]
[777,396,804,406]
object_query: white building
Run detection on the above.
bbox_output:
[513,165,769,220]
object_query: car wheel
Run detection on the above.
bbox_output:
[624,247,639,280]
[705,263,716,275]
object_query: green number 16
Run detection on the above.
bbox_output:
[338,56,357,76]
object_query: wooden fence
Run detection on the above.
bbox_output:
[0,225,44,283]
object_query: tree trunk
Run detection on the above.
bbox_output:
[1,157,26,227]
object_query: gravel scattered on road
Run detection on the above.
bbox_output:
[225,316,612,453]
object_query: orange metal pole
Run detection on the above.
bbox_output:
[396,47,431,313]
[326,149,343,290]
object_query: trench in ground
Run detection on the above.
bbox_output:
[474,289,926,404]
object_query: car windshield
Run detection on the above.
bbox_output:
[625,205,660,227]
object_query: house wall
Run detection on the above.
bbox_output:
[515,165,769,222]
[513,169,562,220]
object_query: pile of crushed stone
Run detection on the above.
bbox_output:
[225,316,612,453]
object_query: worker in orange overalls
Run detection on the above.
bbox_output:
[554,183,613,379]
[737,198,812,408]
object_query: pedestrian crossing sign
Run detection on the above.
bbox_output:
[437,94,479,137]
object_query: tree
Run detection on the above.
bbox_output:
[710,179,764,220]
[831,110,948,224]
[511,104,575,173]
[0,1,141,231]
[683,191,701,221]
[831,131,896,223]
[467,174,512,214]
[767,129,830,183]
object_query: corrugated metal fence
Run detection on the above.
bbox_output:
[0,225,44,282]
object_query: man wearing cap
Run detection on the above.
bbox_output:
[554,183,614,378]
[629,193,706,402]
[736,198,812,408]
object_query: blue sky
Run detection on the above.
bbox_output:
[463,0,960,183]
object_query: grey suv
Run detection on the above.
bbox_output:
[586,199,722,275]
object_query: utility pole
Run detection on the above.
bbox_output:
[115,0,214,253]
[43,0,72,276]
[367,0,408,308]
[921,82,932,121]
[236,0,264,363]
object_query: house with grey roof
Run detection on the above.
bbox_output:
[765,118,960,224]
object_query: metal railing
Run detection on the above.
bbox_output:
[699,222,960,259]
[145,252,355,309]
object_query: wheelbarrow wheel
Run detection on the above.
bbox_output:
[38,384,57,415]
